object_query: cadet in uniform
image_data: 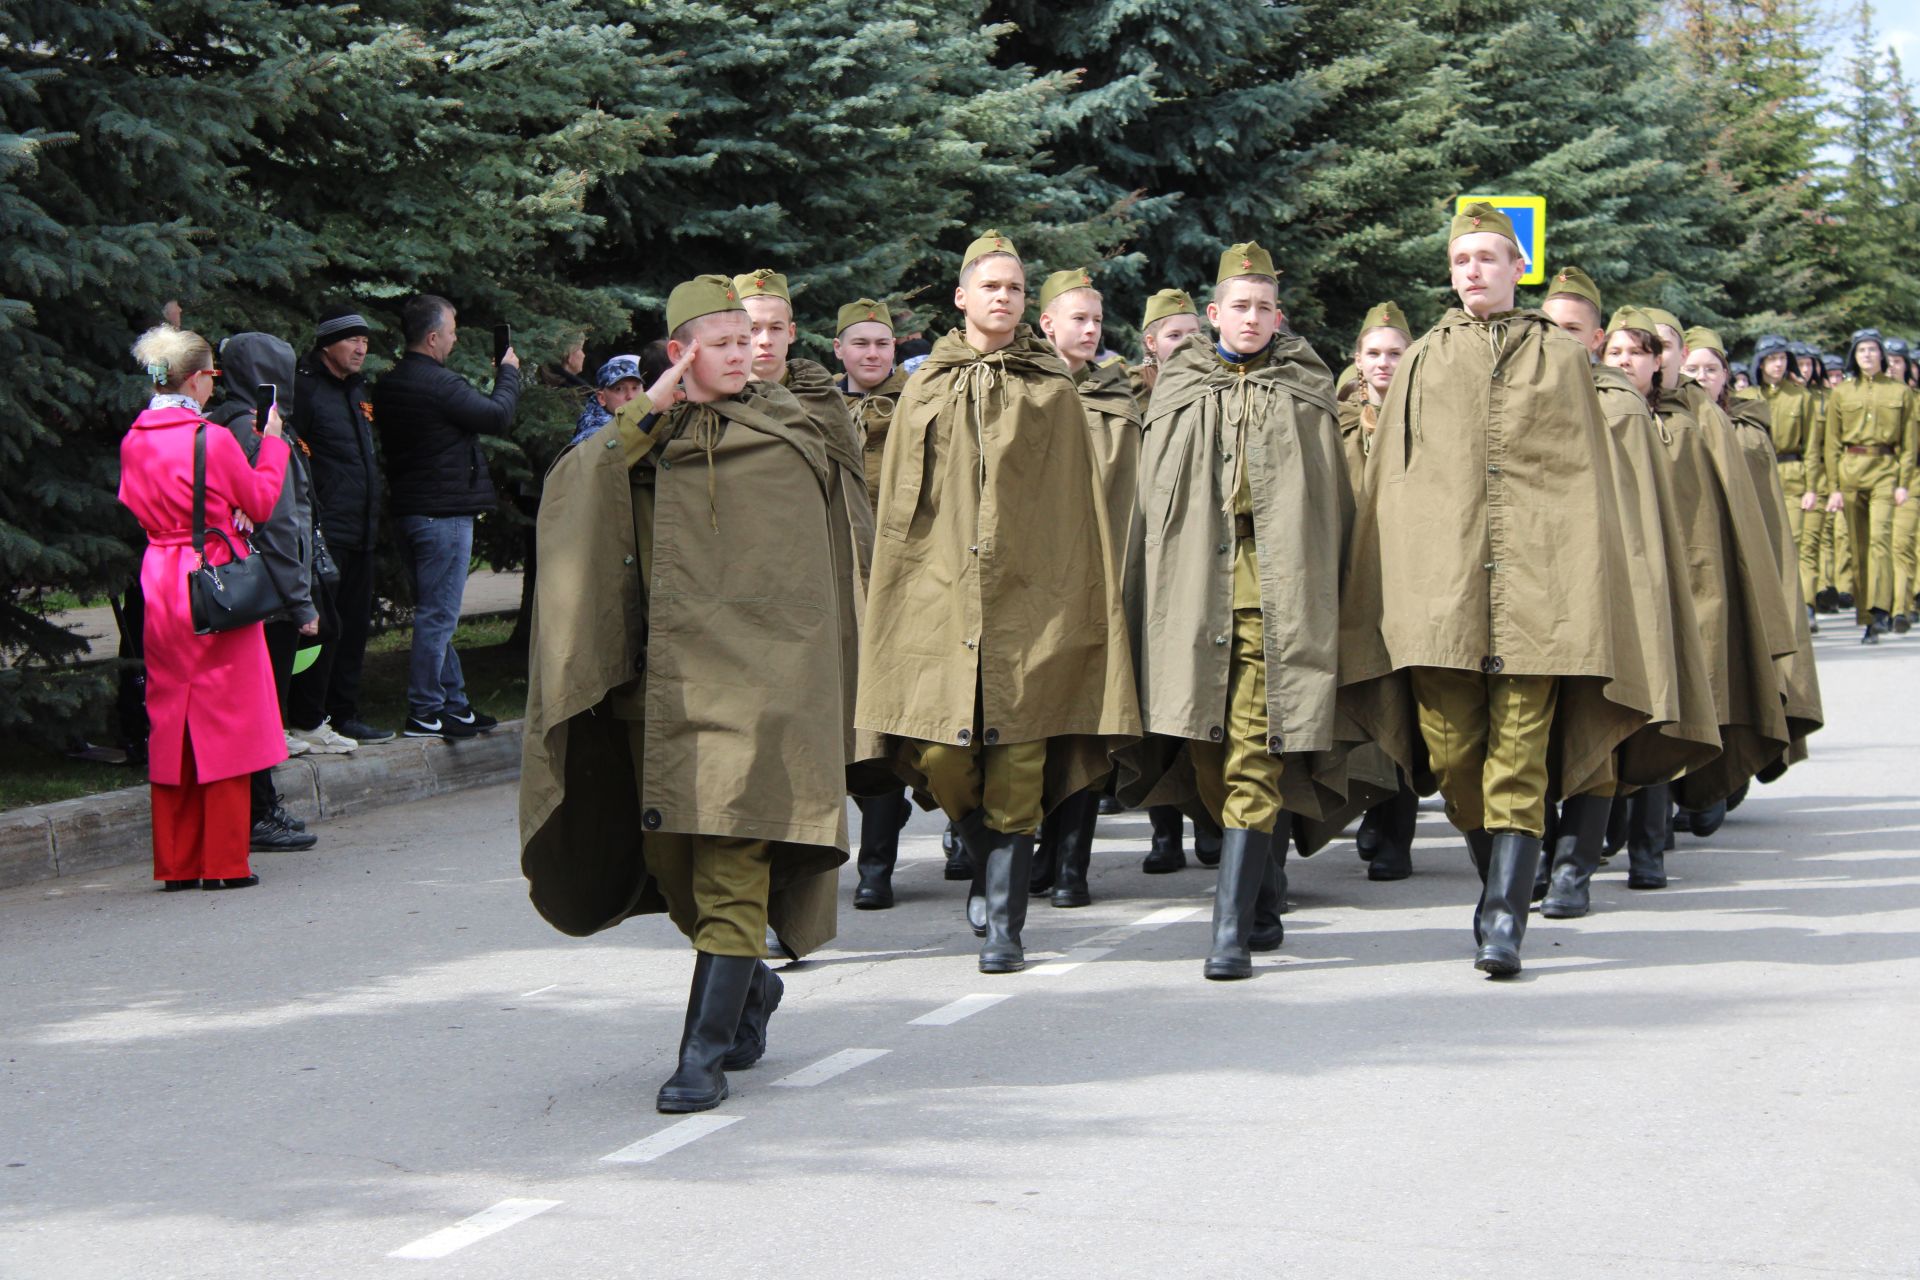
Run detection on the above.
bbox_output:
[1823,329,1917,642]
[1340,301,1421,883]
[856,231,1140,974]
[1739,335,1824,630]
[1882,338,1920,631]
[825,298,923,909]
[1339,204,1652,977]
[1030,267,1141,908]
[1131,288,1224,875]
[520,276,869,1113]
[1128,242,1352,979]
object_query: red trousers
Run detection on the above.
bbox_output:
[150,742,251,882]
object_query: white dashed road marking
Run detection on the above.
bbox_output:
[909,993,1014,1026]
[388,1198,560,1259]
[771,1048,891,1088]
[602,1114,742,1164]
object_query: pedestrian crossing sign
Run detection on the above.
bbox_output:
[1456,195,1547,286]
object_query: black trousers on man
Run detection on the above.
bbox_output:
[291,546,372,731]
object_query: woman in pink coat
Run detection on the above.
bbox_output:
[119,326,291,890]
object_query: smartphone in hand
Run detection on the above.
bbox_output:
[256,383,277,431]
[493,324,512,365]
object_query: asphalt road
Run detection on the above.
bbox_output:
[3,624,1917,1279]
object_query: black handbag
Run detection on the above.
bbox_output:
[310,518,342,589]
[186,425,283,635]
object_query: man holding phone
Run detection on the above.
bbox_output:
[373,294,521,739]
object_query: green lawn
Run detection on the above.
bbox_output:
[0,615,529,812]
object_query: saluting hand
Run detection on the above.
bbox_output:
[647,340,700,415]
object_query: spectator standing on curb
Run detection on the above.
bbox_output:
[209,333,323,853]
[373,294,519,739]
[290,305,392,744]
[119,326,290,891]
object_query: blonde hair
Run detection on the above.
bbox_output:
[130,325,213,391]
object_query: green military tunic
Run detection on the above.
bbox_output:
[1736,378,1823,605]
[1822,372,1915,619]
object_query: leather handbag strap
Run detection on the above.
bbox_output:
[192,424,209,566]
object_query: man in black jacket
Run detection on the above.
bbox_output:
[290,304,392,744]
[373,294,520,739]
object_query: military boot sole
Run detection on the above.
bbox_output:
[656,1079,729,1114]
[853,879,894,910]
[1141,852,1187,874]
[1051,887,1091,908]
[1203,954,1254,980]
[1474,945,1522,977]
[978,948,1025,974]
[1539,896,1589,919]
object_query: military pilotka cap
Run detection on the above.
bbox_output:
[1358,301,1411,338]
[1141,288,1197,330]
[1605,306,1660,337]
[836,298,893,337]
[1038,268,1099,312]
[1643,307,1684,336]
[962,229,1021,270]
[1546,266,1602,313]
[1449,201,1520,247]
[1684,326,1727,357]
[732,269,791,304]
[1218,241,1278,284]
[666,274,745,334]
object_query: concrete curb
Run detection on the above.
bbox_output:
[0,721,524,891]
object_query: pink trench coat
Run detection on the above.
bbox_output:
[118,405,291,786]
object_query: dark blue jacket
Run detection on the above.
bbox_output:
[372,352,519,518]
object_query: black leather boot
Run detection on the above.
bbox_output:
[1032,790,1091,896]
[1248,838,1285,951]
[979,829,1034,974]
[1050,790,1100,908]
[656,952,756,1113]
[1627,784,1669,889]
[1724,781,1749,813]
[954,809,993,936]
[1602,794,1629,859]
[1540,793,1609,919]
[941,820,971,881]
[1474,831,1542,977]
[1366,785,1417,881]
[1204,827,1276,980]
[1466,829,1493,943]
[1192,810,1223,867]
[1142,804,1187,874]
[853,790,910,910]
[722,960,785,1070]
[1533,803,1559,902]
[1687,799,1728,838]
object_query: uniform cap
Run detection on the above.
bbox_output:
[1683,326,1727,357]
[1546,266,1602,313]
[1449,201,1520,248]
[835,298,894,337]
[962,229,1021,270]
[1038,267,1099,312]
[1217,241,1278,284]
[666,274,746,334]
[732,269,791,304]
[1141,288,1197,330]
[1358,301,1411,340]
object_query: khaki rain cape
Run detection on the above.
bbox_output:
[1338,309,1654,799]
[856,325,1141,810]
[519,383,868,954]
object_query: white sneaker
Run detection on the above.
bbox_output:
[284,731,311,757]
[290,718,358,755]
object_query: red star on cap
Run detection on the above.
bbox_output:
[867,309,878,320]
[1240,257,1252,270]
[1471,216,1482,227]
[724,289,735,300]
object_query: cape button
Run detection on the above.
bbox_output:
[642,808,662,830]
[1214,634,1229,646]
[983,728,1000,746]
[1481,655,1505,675]
[956,728,972,745]
[1208,725,1224,742]
[623,554,635,566]
[1267,736,1282,753]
